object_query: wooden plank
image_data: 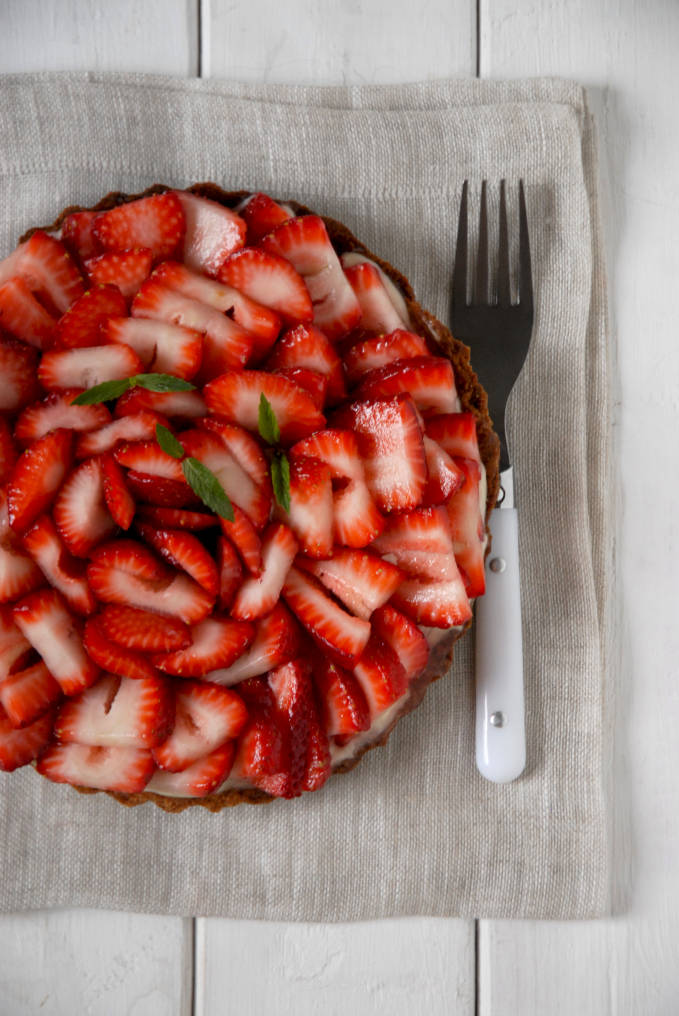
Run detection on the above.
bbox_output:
[0,0,199,75]
[0,910,193,1015]
[479,1,679,1012]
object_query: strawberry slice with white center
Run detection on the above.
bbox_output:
[136,523,219,597]
[371,604,428,680]
[205,603,300,686]
[83,616,161,682]
[103,316,203,381]
[344,328,429,386]
[0,706,54,772]
[146,741,236,798]
[23,515,96,615]
[153,616,254,677]
[312,659,370,740]
[14,390,111,447]
[268,657,330,796]
[13,588,100,696]
[10,230,85,315]
[114,440,186,482]
[342,261,407,336]
[422,435,465,505]
[300,549,403,620]
[38,343,143,392]
[100,452,135,530]
[240,192,293,244]
[265,322,346,404]
[217,247,313,324]
[7,427,73,534]
[61,210,101,261]
[53,284,127,349]
[273,367,327,409]
[217,536,243,610]
[0,490,43,603]
[199,419,270,489]
[125,471,200,509]
[180,428,271,530]
[232,677,290,796]
[93,192,185,262]
[98,604,191,653]
[392,570,472,629]
[136,506,216,532]
[231,523,298,622]
[282,566,371,667]
[219,507,263,576]
[174,191,246,276]
[153,681,248,772]
[333,394,427,514]
[0,276,56,349]
[0,660,62,729]
[114,388,206,421]
[424,412,482,463]
[0,418,16,484]
[445,457,486,597]
[55,672,174,748]
[131,279,253,376]
[353,631,409,719]
[260,215,361,340]
[203,370,325,446]
[0,606,32,680]
[53,457,115,557]
[0,335,40,412]
[75,411,168,458]
[357,356,460,415]
[283,454,333,559]
[85,248,153,301]
[371,505,460,582]
[37,742,155,792]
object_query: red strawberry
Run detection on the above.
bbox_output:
[219,507,263,576]
[22,514,96,615]
[103,316,203,380]
[114,440,186,482]
[0,335,40,412]
[136,506,216,532]
[392,570,472,629]
[240,192,292,244]
[300,549,403,620]
[342,261,407,336]
[53,457,115,557]
[0,277,56,348]
[205,603,299,685]
[113,387,206,421]
[53,284,127,349]
[98,604,191,653]
[282,566,371,667]
[37,742,154,792]
[353,631,408,718]
[204,370,325,446]
[357,356,459,415]
[217,247,313,324]
[344,328,429,385]
[371,604,429,681]
[85,248,153,301]
[0,606,32,680]
[100,452,135,529]
[153,616,254,677]
[180,428,271,530]
[313,659,370,739]
[260,216,361,340]
[231,523,298,621]
[125,471,200,508]
[136,524,219,597]
[38,343,143,392]
[14,390,111,447]
[0,660,61,729]
[75,411,168,458]
[445,457,486,597]
[0,492,42,604]
[199,418,270,489]
[61,210,101,261]
[216,535,243,610]
[283,455,333,559]
[274,367,327,409]
[13,588,99,695]
[232,677,290,796]
[265,322,346,404]
[268,658,330,796]
[0,418,17,484]
[422,435,465,505]
[7,427,73,534]
[83,616,160,681]
[174,191,246,275]
[0,706,54,771]
[153,680,247,772]
[12,230,85,315]
[424,412,482,463]
[93,192,185,261]
[371,506,460,581]
[55,672,174,748]
[146,741,236,797]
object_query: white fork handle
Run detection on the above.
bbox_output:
[474,507,526,783]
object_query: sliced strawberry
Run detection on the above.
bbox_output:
[353,631,408,718]
[53,284,127,349]
[240,192,292,244]
[205,603,299,685]
[313,659,370,739]
[268,657,330,797]
[75,411,168,458]
[38,343,143,392]
[392,570,472,628]
[301,549,403,620]
[343,261,407,336]
[217,247,313,324]
[7,427,73,534]
[93,192,185,262]
[83,616,160,681]
[371,505,459,581]
[13,588,99,695]
[333,394,427,514]
[0,335,40,412]
[357,356,459,415]
[153,616,254,678]
[136,524,219,597]
[371,604,429,681]
[204,370,325,446]
[146,741,236,797]
[22,514,96,615]
[14,390,111,447]
[0,660,61,729]
[153,680,247,772]
[422,435,465,505]
[445,457,486,597]
[216,535,243,610]
[37,742,154,792]
[55,672,174,749]
[231,523,298,621]
[136,506,216,532]
[0,418,17,485]
[0,706,54,771]
[103,315,203,380]
[98,604,191,653]
[114,387,206,421]
[125,471,200,508]
[100,452,135,530]
[85,248,153,301]
[199,419,270,489]
[282,566,371,667]
[274,367,327,409]
[260,216,361,340]
[266,322,346,404]
[180,428,271,530]
[114,439,185,481]
[12,230,85,315]
[0,606,31,680]
[174,191,246,276]
[0,489,42,603]
[283,455,333,559]
[344,328,429,385]
[0,277,56,349]
[61,210,101,261]
[424,412,482,463]
[232,677,290,796]
[219,508,262,576]
[53,457,115,557]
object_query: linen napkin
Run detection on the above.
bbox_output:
[0,73,612,920]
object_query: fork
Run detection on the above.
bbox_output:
[451,180,534,783]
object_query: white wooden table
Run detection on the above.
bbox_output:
[1,1,678,1012]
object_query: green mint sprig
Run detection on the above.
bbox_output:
[257,393,290,512]
[71,373,195,406]
[154,424,234,522]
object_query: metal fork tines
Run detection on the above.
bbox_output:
[451,180,533,471]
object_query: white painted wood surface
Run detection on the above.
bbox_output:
[1,0,678,1013]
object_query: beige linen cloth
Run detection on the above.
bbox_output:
[0,74,612,919]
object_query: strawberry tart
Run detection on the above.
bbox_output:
[0,184,499,811]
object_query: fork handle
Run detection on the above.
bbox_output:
[474,508,526,783]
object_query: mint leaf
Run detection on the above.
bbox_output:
[271,451,291,513]
[130,373,196,393]
[70,378,132,405]
[182,457,234,522]
[258,392,280,445]
[155,424,185,460]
